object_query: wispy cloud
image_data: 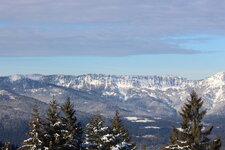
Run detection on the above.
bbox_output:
[0,0,225,56]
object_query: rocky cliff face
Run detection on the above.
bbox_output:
[1,72,225,117]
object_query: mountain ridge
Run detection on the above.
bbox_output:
[0,71,224,117]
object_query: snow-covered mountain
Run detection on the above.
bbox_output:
[1,72,225,117]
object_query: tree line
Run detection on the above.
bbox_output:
[0,91,223,150]
[15,98,135,150]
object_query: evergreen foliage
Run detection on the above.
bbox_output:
[163,91,221,150]
[18,106,44,150]
[61,97,83,150]
[44,99,67,150]
[18,98,85,150]
[0,98,137,150]
[2,92,224,150]
[110,111,136,150]
[84,113,114,150]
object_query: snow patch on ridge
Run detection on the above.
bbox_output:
[144,126,160,129]
[9,74,22,82]
[9,74,43,82]
[0,90,16,100]
[125,117,155,123]
[142,135,157,138]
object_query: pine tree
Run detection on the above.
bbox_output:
[18,106,44,150]
[43,99,67,150]
[163,91,221,150]
[84,113,113,150]
[61,97,83,150]
[110,111,136,150]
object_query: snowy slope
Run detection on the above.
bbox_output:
[39,72,225,113]
[1,72,225,116]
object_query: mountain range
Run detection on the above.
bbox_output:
[1,72,225,118]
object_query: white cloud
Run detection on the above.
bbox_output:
[0,0,224,56]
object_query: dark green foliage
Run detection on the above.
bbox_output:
[18,106,45,150]
[110,111,131,143]
[18,98,85,150]
[44,99,67,150]
[0,98,138,150]
[61,97,83,150]
[164,91,221,150]
[84,113,113,150]
[110,111,136,150]
[84,111,136,150]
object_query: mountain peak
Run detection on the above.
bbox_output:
[204,72,225,84]
[9,74,43,82]
[212,72,225,79]
[9,74,23,82]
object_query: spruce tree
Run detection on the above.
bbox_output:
[61,97,83,150]
[84,113,113,150]
[18,106,44,150]
[110,111,136,150]
[44,99,67,150]
[164,91,221,150]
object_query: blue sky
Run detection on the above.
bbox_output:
[0,0,225,79]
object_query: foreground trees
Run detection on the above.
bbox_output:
[84,112,135,150]
[44,99,67,149]
[61,98,83,150]
[109,111,136,150]
[163,91,221,150]
[18,98,135,150]
[19,98,83,150]
[19,107,44,150]
[15,90,223,150]
[84,114,113,150]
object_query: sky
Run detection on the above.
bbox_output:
[0,0,225,79]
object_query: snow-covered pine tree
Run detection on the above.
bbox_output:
[43,99,67,150]
[163,91,221,150]
[84,113,114,150]
[18,106,44,150]
[110,111,136,150]
[61,97,83,150]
